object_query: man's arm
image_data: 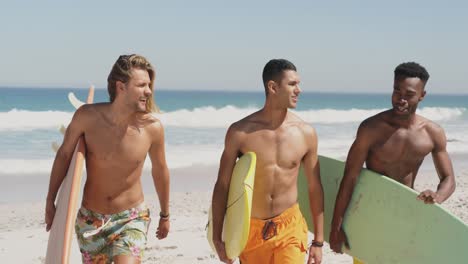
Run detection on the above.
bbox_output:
[45,106,87,231]
[148,121,170,239]
[418,124,456,204]
[329,122,372,253]
[211,124,241,264]
[302,126,324,264]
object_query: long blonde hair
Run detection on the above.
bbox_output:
[107,54,159,113]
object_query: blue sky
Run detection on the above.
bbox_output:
[1,1,467,93]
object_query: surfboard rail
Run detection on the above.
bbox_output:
[45,86,94,264]
[298,155,468,264]
[207,152,256,260]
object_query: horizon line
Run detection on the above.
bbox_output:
[1,86,467,96]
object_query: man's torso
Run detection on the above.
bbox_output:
[235,111,311,219]
[365,111,436,187]
[79,104,156,213]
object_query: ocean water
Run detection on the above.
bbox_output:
[0,87,467,175]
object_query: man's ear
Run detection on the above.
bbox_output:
[419,90,427,102]
[116,80,127,93]
[267,80,277,95]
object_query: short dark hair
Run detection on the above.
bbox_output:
[262,59,297,90]
[394,62,430,85]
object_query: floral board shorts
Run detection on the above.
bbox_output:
[75,203,151,264]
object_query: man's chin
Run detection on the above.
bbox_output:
[392,108,411,117]
[134,105,147,113]
[288,103,298,109]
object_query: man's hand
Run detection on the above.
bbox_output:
[213,239,233,264]
[417,189,440,204]
[307,245,322,264]
[329,227,350,254]
[45,200,56,232]
[156,218,170,239]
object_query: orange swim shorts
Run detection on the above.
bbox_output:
[239,203,308,264]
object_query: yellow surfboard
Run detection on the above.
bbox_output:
[207,152,256,259]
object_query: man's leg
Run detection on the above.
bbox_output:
[272,206,308,264]
[273,245,306,263]
[75,207,112,263]
[239,220,274,264]
[113,255,141,264]
[111,206,150,264]
[271,224,307,263]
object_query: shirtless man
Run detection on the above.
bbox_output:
[45,54,170,263]
[329,62,456,259]
[212,59,324,264]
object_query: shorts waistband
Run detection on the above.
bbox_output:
[250,203,301,227]
[79,202,148,219]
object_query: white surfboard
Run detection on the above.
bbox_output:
[68,92,86,110]
[45,86,94,264]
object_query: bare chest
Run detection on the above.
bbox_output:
[241,128,307,169]
[370,128,433,165]
[84,126,150,167]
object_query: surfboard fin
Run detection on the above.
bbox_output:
[59,124,66,135]
[51,142,60,153]
[52,87,92,153]
[68,92,85,109]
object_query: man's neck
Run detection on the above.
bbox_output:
[108,102,137,125]
[390,111,418,129]
[261,101,288,129]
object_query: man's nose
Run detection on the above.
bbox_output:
[295,85,301,94]
[144,86,152,96]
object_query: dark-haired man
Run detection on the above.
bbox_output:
[211,59,324,264]
[329,62,456,262]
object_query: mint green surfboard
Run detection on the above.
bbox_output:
[298,155,468,264]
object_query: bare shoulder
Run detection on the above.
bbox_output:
[80,102,110,114]
[140,116,165,149]
[287,111,316,137]
[229,110,261,132]
[418,116,447,147]
[72,103,108,124]
[144,115,164,134]
[351,111,391,145]
[224,111,264,144]
[420,115,445,135]
[362,110,390,129]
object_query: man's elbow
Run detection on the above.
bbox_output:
[56,147,73,162]
[448,176,456,194]
[308,182,324,196]
[439,175,456,198]
[214,179,229,193]
[152,166,169,179]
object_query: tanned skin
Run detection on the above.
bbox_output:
[45,69,170,264]
[212,70,325,264]
[329,76,456,254]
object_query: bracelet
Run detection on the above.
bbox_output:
[159,211,170,220]
[311,240,324,247]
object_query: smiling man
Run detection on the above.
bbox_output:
[45,54,170,263]
[329,62,456,262]
[212,59,324,264]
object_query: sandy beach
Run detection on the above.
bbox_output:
[1,0,468,262]
[0,155,467,264]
